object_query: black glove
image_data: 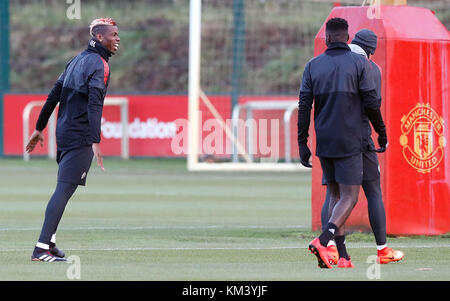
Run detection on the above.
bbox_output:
[375,134,388,153]
[299,143,312,168]
[366,107,388,153]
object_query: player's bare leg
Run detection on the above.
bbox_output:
[326,184,353,267]
[308,183,359,268]
[328,184,360,227]
[325,183,340,265]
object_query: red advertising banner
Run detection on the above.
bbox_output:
[3,94,190,157]
[3,94,298,160]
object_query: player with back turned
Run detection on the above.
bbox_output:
[297,18,388,269]
[26,18,120,262]
[320,29,404,267]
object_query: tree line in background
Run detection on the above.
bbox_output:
[9,0,450,95]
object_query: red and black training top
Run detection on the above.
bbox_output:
[36,38,112,151]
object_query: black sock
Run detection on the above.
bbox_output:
[319,222,338,247]
[335,235,350,260]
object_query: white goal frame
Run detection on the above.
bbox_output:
[23,97,129,161]
[187,0,308,171]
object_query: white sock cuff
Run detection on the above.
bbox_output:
[36,242,50,250]
[377,244,387,251]
[50,234,56,244]
[327,240,336,247]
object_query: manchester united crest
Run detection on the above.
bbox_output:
[399,103,446,173]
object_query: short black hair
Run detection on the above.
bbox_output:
[91,24,111,37]
[326,18,348,33]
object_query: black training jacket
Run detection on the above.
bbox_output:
[297,42,380,158]
[35,38,112,151]
[362,60,382,151]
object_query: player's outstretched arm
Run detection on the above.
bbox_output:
[35,77,64,130]
[92,143,105,171]
[26,130,44,153]
[26,78,63,154]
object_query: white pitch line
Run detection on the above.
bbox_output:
[1,244,450,252]
[0,225,307,231]
[0,246,300,252]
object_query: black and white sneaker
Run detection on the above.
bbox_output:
[31,251,67,262]
[31,247,67,262]
[49,244,65,258]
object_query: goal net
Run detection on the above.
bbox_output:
[187,0,335,171]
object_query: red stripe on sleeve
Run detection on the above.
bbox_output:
[100,57,110,86]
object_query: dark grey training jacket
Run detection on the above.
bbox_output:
[298,42,380,158]
[36,38,112,151]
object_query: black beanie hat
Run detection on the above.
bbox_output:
[352,29,377,55]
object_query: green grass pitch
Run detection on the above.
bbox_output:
[0,158,449,281]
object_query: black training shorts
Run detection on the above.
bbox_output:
[361,150,380,182]
[319,153,363,185]
[321,151,380,185]
[56,146,94,186]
